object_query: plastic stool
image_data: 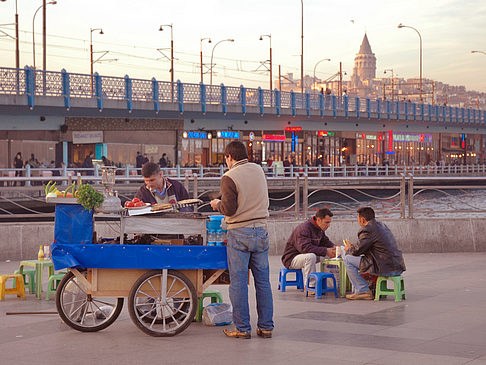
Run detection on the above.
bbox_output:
[375,276,406,302]
[46,271,68,301]
[195,289,223,322]
[14,269,36,294]
[278,268,304,292]
[0,274,26,301]
[305,272,338,299]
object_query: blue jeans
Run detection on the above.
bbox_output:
[227,226,274,333]
[344,254,403,293]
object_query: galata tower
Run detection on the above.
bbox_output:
[354,33,376,80]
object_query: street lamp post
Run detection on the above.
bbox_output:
[398,23,422,101]
[158,24,174,86]
[471,50,486,56]
[210,38,234,87]
[259,34,272,92]
[384,68,394,101]
[32,0,56,70]
[313,58,331,92]
[300,0,304,97]
[200,37,211,84]
[90,28,103,76]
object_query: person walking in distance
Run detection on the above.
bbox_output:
[210,141,274,339]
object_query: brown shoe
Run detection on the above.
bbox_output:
[346,290,374,300]
[257,328,272,338]
[223,329,251,339]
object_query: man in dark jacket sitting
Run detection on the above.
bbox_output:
[135,162,189,208]
[344,207,406,300]
[281,208,337,288]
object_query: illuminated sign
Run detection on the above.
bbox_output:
[262,134,286,141]
[317,131,336,136]
[285,127,302,132]
[184,131,208,139]
[392,133,432,143]
[249,132,255,141]
[355,133,377,140]
[217,131,240,139]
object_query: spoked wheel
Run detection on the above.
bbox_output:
[128,269,197,337]
[56,270,124,332]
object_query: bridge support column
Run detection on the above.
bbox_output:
[152,78,159,113]
[61,69,70,110]
[62,141,68,167]
[291,91,296,116]
[125,75,133,112]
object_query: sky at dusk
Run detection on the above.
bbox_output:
[0,0,485,92]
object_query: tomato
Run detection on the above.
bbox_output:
[134,201,145,207]
[124,201,134,208]
[132,197,140,203]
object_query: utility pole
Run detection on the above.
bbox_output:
[42,0,46,71]
[279,65,282,92]
[339,62,343,97]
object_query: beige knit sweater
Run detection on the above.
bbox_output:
[216,159,269,229]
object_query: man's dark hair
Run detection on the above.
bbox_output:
[141,162,160,177]
[316,208,333,219]
[357,206,375,221]
[224,141,248,161]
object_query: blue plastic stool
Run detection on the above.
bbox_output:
[306,272,338,299]
[278,268,304,292]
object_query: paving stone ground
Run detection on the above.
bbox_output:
[1,252,486,365]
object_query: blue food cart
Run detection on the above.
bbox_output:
[51,201,228,337]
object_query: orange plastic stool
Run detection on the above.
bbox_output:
[0,274,26,301]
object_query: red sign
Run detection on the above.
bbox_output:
[388,130,393,152]
[262,134,286,141]
[285,127,302,132]
[318,131,328,136]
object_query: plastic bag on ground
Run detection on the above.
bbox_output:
[202,303,233,326]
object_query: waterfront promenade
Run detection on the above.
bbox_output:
[1,253,486,365]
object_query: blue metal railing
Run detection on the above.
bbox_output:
[0,66,485,125]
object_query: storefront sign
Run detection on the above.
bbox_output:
[217,131,240,139]
[73,131,103,144]
[262,134,286,141]
[249,132,255,141]
[184,131,208,139]
[355,133,377,140]
[285,127,302,132]
[392,133,432,143]
[144,145,159,154]
[317,131,336,136]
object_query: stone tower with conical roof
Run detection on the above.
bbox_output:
[350,33,376,95]
[354,33,376,80]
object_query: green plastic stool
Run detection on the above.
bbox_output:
[46,272,68,301]
[375,275,406,302]
[14,269,36,294]
[195,289,224,322]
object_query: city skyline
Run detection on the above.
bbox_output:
[0,0,485,93]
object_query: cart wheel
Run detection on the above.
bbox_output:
[56,270,124,332]
[128,269,197,337]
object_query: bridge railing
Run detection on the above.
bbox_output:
[1,163,485,187]
[0,66,484,124]
[2,173,486,220]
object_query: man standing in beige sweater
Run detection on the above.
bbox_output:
[210,141,274,339]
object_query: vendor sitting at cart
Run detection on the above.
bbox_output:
[135,162,190,211]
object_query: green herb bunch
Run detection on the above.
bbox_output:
[76,183,104,211]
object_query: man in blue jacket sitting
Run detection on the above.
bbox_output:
[281,208,337,288]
